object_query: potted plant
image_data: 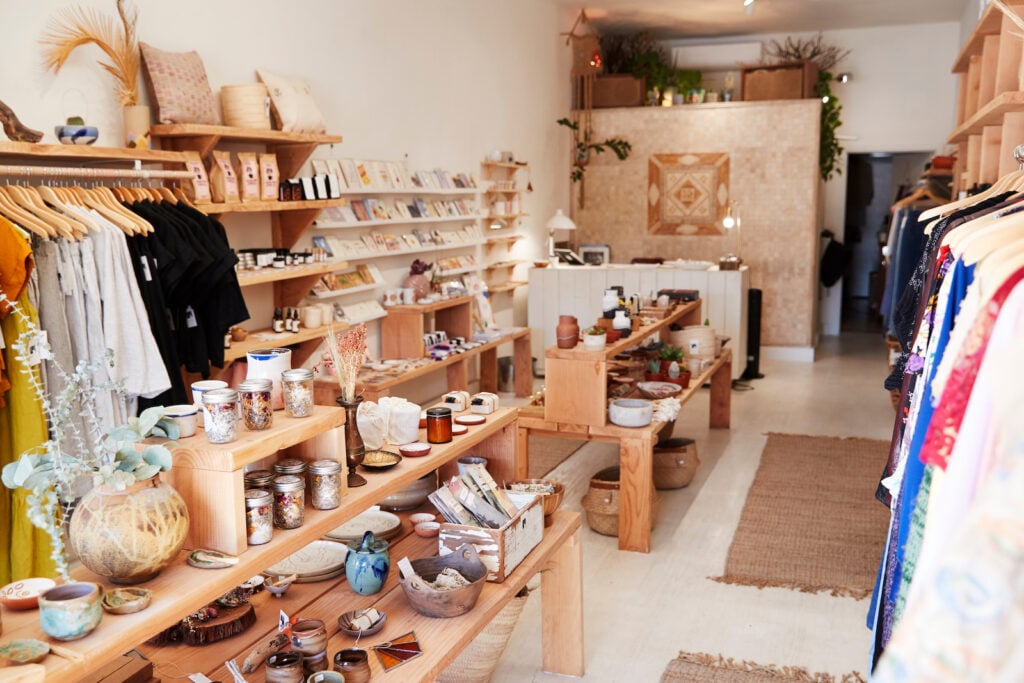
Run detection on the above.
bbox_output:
[1,297,187,583]
[556,118,631,183]
[582,326,607,351]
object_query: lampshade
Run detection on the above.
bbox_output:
[546,209,576,231]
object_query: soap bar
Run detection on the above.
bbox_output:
[470,392,498,414]
[442,390,471,412]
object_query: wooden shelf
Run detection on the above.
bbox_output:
[485,259,526,270]
[489,280,527,294]
[486,233,525,245]
[0,141,190,164]
[948,91,1024,142]
[485,187,528,194]
[481,161,528,169]
[314,213,485,229]
[547,300,701,361]
[236,261,344,287]
[198,197,347,215]
[223,322,343,363]
[953,0,1024,73]
[488,212,529,220]
[385,295,473,314]
[308,280,384,299]
[336,187,480,197]
[151,124,342,178]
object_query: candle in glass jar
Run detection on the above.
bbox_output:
[426,406,453,444]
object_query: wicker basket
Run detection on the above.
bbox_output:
[220,84,271,129]
[653,438,700,490]
[581,466,657,537]
[436,587,530,683]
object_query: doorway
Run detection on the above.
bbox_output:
[840,151,932,333]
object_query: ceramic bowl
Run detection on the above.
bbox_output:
[101,587,151,615]
[399,441,431,458]
[361,449,402,471]
[377,471,437,511]
[54,125,98,145]
[454,414,485,426]
[608,398,653,427]
[414,521,441,537]
[163,404,198,438]
[637,381,683,400]
[0,577,56,610]
[409,512,436,525]
[337,608,387,637]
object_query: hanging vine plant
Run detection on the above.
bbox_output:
[556,117,631,183]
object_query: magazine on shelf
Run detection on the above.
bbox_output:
[355,161,373,187]
[385,161,405,189]
[371,161,393,189]
[407,202,421,218]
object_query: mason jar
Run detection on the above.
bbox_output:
[243,469,275,492]
[271,475,305,529]
[202,388,239,444]
[238,378,273,431]
[281,368,315,418]
[308,459,342,510]
[244,488,273,545]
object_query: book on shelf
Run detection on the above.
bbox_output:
[385,161,405,189]
[391,199,411,219]
[407,202,421,218]
[371,161,392,189]
[366,198,390,221]
[401,234,420,249]
[413,198,429,217]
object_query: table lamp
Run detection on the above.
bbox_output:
[546,209,576,258]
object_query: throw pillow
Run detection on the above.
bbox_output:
[256,69,327,134]
[140,42,221,125]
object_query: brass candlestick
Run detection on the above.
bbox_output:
[337,395,366,487]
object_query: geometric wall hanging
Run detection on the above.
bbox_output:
[648,153,730,235]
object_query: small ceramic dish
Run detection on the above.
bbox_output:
[0,639,50,665]
[637,381,683,400]
[187,548,239,569]
[0,577,56,610]
[451,424,468,436]
[54,125,98,145]
[409,512,436,525]
[265,573,298,598]
[454,414,486,426]
[337,608,387,637]
[101,587,152,615]
[608,398,653,427]
[361,449,402,471]
[414,521,441,538]
[399,441,431,458]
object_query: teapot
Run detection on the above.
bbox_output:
[345,530,390,595]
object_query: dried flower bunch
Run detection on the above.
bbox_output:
[323,323,367,403]
[40,0,140,106]
[409,259,432,276]
[762,34,850,73]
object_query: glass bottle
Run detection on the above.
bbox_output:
[201,388,239,444]
[426,406,453,444]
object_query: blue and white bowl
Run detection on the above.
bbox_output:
[55,125,99,145]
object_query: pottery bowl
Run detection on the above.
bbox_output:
[337,609,387,637]
[0,577,56,610]
[506,479,565,519]
[637,381,683,400]
[361,449,402,472]
[409,513,436,525]
[265,582,291,598]
[399,544,487,618]
[377,470,437,511]
[608,399,653,427]
[414,521,441,537]
[101,587,151,615]
[54,125,98,145]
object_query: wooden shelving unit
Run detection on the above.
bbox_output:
[489,280,527,294]
[236,260,345,288]
[0,140,190,164]
[948,0,1024,191]
[314,212,485,229]
[480,159,530,309]
[222,322,342,365]
[197,197,347,215]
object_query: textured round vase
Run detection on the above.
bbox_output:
[345,530,390,595]
[69,476,189,585]
[402,272,431,301]
[555,315,579,349]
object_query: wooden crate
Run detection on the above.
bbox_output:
[438,493,544,582]
[741,61,819,101]
[592,74,647,108]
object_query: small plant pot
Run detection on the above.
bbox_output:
[665,371,691,389]
[582,334,606,351]
[644,372,665,382]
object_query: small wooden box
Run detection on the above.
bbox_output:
[592,74,647,108]
[438,493,544,582]
[741,61,818,101]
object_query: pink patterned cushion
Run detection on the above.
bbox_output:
[140,42,221,125]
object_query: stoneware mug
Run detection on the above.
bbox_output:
[38,582,103,641]
[290,618,328,655]
[308,671,345,683]
[333,648,371,683]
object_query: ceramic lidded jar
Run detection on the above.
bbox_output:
[555,315,579,349]
[345,530,390,595]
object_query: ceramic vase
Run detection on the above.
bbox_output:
[402,272,431,301]
[122,104,151,149]
[612,309,631,337]
[345,530,390,595]
[38,582,102,641]
[337,395,366,487]
[555,315,579,349]
[69,475,189,584]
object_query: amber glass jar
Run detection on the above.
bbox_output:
[425,406,453,444]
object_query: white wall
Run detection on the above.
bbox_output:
[1,0,572,387]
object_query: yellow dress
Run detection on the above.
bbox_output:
[0,218,55,582]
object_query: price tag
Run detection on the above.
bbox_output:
[278,609,291,633]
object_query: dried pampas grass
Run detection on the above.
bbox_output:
[40,0,140,106]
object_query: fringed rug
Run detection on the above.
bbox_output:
[661,652,865,682]
[527,435,586,478]
[712,433,890,598]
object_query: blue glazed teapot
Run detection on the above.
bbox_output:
[345,530,390,595]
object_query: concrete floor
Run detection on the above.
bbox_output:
[490,332,896,682]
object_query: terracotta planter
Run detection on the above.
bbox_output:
[69,475,189,584]
[555,315,579,349]
[666,371,692,389]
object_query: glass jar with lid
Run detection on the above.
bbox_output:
[244,488,273,545]
[243,469,275,492]
[273,457,307,478]
[271,475,305,529]
[308,459,342,510]
[238,378,273,430]
[426,406,453,444]
[281,368,314,418]
[202,388,239,444]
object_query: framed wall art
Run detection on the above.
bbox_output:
[647,153,730,236]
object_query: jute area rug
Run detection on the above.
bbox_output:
[527,436,586,479]
[713,433,889,599]
[661,652,865,682]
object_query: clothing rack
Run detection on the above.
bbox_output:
[0,161,193,181]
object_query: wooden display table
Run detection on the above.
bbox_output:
[314,327,533,405]
[520,301,732,553]
[1,408,583,681]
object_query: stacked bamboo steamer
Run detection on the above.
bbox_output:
[220,84,271,129]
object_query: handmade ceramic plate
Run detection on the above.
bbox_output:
[101,587,152,614]
[324,509,402,543]
[361,449,402,471]
[451,424,469,436]
[0,639,50,665]
[265,539,348,580]
[187,549,238,570]
[0,577,56,610]
[399,442,431,458]
[454,414,486,426]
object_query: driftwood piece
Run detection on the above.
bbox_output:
[0,98,43,142]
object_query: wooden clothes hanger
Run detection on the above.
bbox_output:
[37,185,100,234]
[20,185,90,238]
[959,209,1024,265]
[93,186,154,234]
[4,184,78,240]
[0,187,52,238]
[71,186,138,235]
[976,240,1024,298]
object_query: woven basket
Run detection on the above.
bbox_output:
[581,466,657,537]
[220,84,271,129]
[653,438,700,490]
[436,587,530,683]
